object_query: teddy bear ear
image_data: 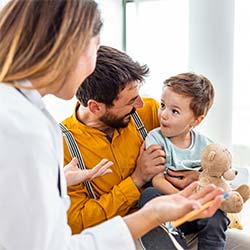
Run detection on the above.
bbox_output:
[208,151,216,161]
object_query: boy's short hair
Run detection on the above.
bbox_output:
[164,72,214,117]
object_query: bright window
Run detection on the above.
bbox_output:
[125,0,189,100]
[233,1,250,146]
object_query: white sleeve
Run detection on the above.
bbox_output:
[69,216,136,250]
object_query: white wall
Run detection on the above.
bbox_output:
[126,0,189,101]
[0,1,7,8]
[189,0,234,147]
[98,0,124,49]
[188,1,250,168]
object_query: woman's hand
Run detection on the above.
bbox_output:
[143,182,223,225]
[64,158,113,186]
[123,182,223,240]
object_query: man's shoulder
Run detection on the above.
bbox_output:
[61,103,79,130]
[142,97,159,108]
[61,115,74,127]
[137,97,159,116]
[135,97,160,132]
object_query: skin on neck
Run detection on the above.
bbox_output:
[30,76,80,102]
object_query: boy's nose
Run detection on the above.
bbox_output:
[161,109,169,120]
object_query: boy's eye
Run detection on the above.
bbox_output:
[160,103,165,109]
[172,109,179,115]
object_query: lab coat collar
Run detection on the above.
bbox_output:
[14,79,45,111]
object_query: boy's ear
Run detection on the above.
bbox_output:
[192,115,205,128]
[87,99,104,115]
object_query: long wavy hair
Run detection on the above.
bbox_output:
[0,0,102,89]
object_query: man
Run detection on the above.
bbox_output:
[62,45,168,233]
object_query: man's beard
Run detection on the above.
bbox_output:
[99,108,135,128]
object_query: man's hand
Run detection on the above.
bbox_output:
[165,169,200,190]
[131,142,166,189]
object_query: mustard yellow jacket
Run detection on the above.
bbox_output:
[62,97,159,234]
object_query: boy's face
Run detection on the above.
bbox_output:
[158,86,198,138]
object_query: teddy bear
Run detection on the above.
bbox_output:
[198,143,250,213]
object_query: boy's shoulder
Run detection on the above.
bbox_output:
[192,129,214,146]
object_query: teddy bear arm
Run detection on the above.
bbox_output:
[234,184,250,203]
[220,191,243,213]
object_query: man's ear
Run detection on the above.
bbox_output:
[87,100,104,115]
[192,115,205,128]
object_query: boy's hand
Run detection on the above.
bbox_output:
[165,169,200,189]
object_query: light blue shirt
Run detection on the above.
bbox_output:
[146,128,213,171]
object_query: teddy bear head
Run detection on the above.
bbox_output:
[201,143,237,180]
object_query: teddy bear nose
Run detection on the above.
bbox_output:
[235,170,238,175]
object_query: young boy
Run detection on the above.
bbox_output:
[147,72,214,194]
[139,72,229,250]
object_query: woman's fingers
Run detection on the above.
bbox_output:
[64,157,78,171]
[189,184,223,203]
[183,184,224,220]
[179,181,199,197]
[178,182,224,219]
[190,195,223,220]
[71,157,78,165]
[197,187,223,205]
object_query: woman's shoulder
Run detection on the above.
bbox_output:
[0,84,52,142]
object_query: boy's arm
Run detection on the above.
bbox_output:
[152,172,180,194]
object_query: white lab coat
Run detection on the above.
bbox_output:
[0,81,135,250]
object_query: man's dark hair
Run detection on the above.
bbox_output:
[76,45,149,107]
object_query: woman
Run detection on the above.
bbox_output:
[0,1,223,250]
